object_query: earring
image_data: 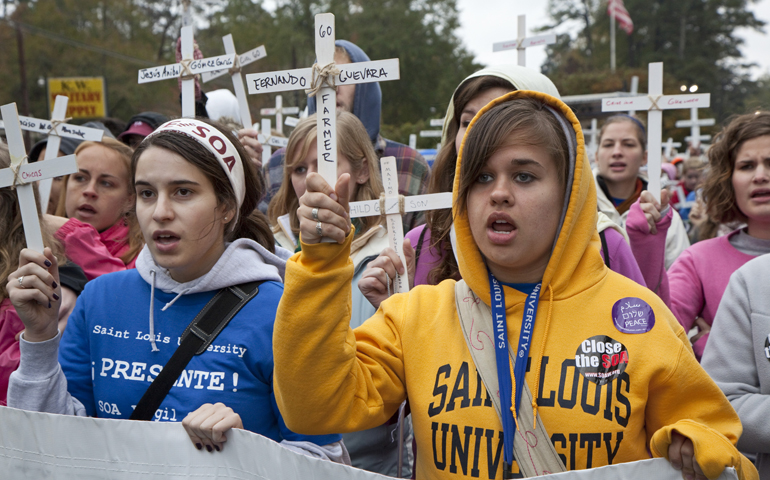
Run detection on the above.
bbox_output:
[224,216,228,221]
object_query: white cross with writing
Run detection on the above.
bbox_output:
[201,34,267,129]
[245,13,400,188]
[408,133,417,150]
[1,103,78,253]
[492,15,556,67]
[138,26,236,118]
[584,118,598,163]
[257,118,289,160]
[676,107,715,150]
[602,62,710,200]
[260,95,300,135]
[349,157,452,293]
[0,96,104,210]
[664,137,682,159]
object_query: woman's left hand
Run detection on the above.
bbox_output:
[182,403,243,452]
[668,431,707,480]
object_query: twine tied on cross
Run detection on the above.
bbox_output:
[379,192,406,217]
[305,62,341,98]
[9,155,29,190]
[179,58,196,81]
[228,55,242,76]
[46,117,73,137]
[648,95,662,111]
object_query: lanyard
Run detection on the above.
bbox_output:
[488,271,541,477]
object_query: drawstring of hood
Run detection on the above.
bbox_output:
[135,238,289,352]
[148,270,160,353]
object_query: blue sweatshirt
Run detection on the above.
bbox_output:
[9,239,340,449]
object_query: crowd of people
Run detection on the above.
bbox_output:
[1,35,769,480]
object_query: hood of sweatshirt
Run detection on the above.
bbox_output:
[307,40,381,144]
[441,65,560,148]
[135,238,292,351]
[453,90,603,308]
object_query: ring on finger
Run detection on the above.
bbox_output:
[316,221,323,236]
[312,207,319,221]
[18,276,25,288]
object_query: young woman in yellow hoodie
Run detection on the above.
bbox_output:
[272,91,756,480]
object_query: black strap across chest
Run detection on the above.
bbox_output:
[130,280,264,421]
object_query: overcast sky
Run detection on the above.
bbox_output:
[455,0,770,81]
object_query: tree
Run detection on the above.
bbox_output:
[541,0,766,124]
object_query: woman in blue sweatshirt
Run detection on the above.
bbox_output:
[5,118,347,460]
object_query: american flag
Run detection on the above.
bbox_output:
[608,0,634,35]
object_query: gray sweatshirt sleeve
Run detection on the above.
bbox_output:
[279,439,351,465]
[702,264,770,454]
[7,332,86,416]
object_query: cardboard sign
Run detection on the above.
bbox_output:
[47,77,107,118]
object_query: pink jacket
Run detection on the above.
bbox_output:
[626,202,754,360]
[0,298,23,406]
[55,218,137,280]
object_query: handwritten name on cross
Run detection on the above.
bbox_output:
[1,103,78,253]
[349,157,453,293]
[675,107,715,150]
[257,119,288,160]
[602,62,710,201]
[138,26,236,118]
[664,137,682,159]
[201,35,267,129]
[260,95,300,135]
[492,15,556,67]
[246,13,400,187]
[0,96,104,211]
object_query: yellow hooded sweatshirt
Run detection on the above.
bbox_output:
[273,91,757,480]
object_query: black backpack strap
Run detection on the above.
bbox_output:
[130,280,264,421]
[599,230,611,269]
[413,225,429,270]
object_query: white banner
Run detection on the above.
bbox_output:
[0,406,739,480]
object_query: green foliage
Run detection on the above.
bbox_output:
[1,0,479,140]
[542,0,766,127]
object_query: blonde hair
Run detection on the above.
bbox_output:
[55,137,144,264]
[0,142,63,300]
[268,112,383,237]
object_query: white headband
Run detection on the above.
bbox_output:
[145,119,246,227]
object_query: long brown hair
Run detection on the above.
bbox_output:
[268,112,383,238]
[0,142,63,300]
[702,111,770,224]
[425,75,515,284]
[54,138,144,264]
[132,118,275,252]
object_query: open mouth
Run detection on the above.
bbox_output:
[77,204,97,216]
[154,233,180,245]
[490,219,515,235]
[750,189,770,200]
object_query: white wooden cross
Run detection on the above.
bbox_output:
[602,62,710,200]
[260,95,300,135]
[584,118,598,162]
[245,13,400,188]
[675,107,714,150]
[628,76,639,115]
[201,35,267,129]
[664,137,682,159]
[138,26,236,118]
[1,103,78,253]
[349,157,452,293]
[0,96,104,210]
[408,134,417,150]
[256,118,289,160]
[492,15,556,67]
